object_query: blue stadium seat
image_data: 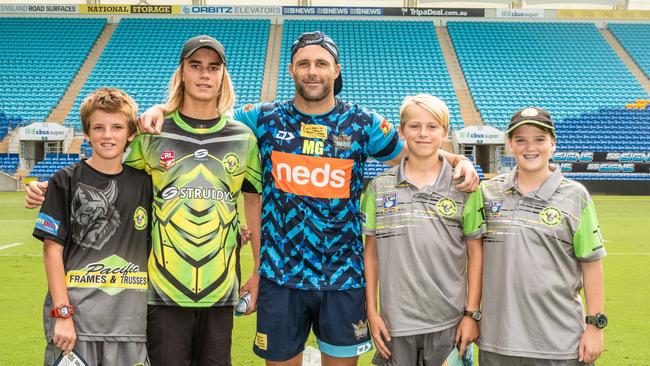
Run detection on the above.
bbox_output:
[278,20,462,130]
[0,17,105,134]
[447,21,649,152]
[609,24,650,80]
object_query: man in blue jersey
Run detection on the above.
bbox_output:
[138,31,479,366]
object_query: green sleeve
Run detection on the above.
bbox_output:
[361,180,377,232]
[244,134,262,194]
[124,134,148,173]
[462,188,486,237]
[573,199,605,259]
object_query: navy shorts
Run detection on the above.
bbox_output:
[253,277,373,361]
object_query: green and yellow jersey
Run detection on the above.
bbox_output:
[125,111,262,307]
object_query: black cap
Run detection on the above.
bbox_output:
[180,35,226,65]
[291,31,343,95]
[507,107,556,137]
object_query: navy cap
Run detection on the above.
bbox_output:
[291,31,342,95]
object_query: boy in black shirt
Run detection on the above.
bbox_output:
[33,88,152,365]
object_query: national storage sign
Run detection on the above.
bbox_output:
[79,5,181,14]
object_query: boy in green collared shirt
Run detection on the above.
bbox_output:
[362,94,485,366]
[479,107,606,366]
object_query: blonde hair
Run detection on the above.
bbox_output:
[164,62,235,117]
[399,94,450,132]
[80,87,138,137]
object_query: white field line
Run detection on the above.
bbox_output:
[0,242,23,251]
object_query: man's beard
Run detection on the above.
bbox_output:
[295,79,331,102]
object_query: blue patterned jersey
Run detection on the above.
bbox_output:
[235,99,402,290]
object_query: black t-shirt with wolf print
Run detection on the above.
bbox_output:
[33,159,152,342]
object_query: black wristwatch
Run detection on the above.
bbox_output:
[585,313,607,329]
[464,309,482,322]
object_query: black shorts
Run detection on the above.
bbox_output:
[147,305,234,366]
[253,277,372,361]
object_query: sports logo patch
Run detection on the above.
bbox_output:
[274,130,295,142]
[540,206,563,227]
[436,198,457,218]
[222,153,240,175]
[36,213,60,236]
[242,103,255,112]
[383,192,397,208]
[380,118,392,136]
[133,206,148,231]
[160,150,175,170]
[352,320,369,340]
[255,332,268,351]
[194,149,209,161]
[487,200,503,213]
[300,123,328,140]
[521,108,539,117]
[333,132,352,151]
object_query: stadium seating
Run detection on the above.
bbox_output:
[0,18,105,126]
[29,153,79,181]
[0,111,22,141]
[65,18,269,131]
[609,24,650,79]
[448,21,649,152]
[80,140,92,158]
[564,173,650,180]
[0,153,18,174]
[278,20,463,130]
[556,108,650,152]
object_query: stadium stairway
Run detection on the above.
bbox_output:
[260,23,283,102]
[67,137,84,155]
[0,133,10,154]
[436,26,482,126]
[47,23,117,123]
[600,28,650,95]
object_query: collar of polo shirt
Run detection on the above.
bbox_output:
[505,165,564,201]
[394,154,453,195]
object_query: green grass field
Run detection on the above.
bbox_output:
[0,192,648,365]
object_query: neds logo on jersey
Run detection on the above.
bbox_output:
[271,151,353,199]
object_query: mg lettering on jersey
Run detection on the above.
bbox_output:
[271,151,353,199]
[302,140,324,156]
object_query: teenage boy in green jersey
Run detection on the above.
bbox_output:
[362,94,485,366]
[479,107,606,366]
[27,35,263,366]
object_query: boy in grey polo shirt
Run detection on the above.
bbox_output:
[362,95,485,366]
[479,107,606,366]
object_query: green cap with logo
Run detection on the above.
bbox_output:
[507,107,555,137]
